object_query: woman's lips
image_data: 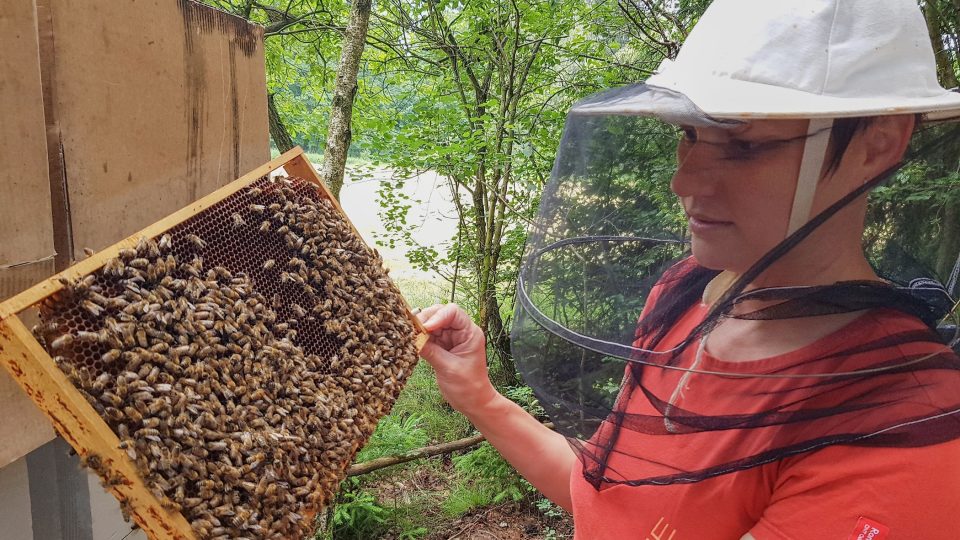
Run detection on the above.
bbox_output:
[687,214,734,235]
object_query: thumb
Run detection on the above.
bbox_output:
[418,340,446,367]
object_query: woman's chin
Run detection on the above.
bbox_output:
[689,241,745,272]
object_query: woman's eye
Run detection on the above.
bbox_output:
[730,139,762,153]
[722,138,774,159]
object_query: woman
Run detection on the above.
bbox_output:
[418,0,960,537]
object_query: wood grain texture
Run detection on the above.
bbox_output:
[0,0,55,271]
[40,0,269,262]
[0,148,303,320]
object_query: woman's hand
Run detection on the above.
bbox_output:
[417,303,500,417]
[417,303,576,511]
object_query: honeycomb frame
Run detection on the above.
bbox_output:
[0,147,428,540]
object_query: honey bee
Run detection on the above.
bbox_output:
[230,508,252,528]
[74,330,99,344]
[285,234,303,250]
[186,234,207,250]
[50,333,74,350]
[123,406,143,423]
[100,392,122,407]
[135,328,148,348]
[91,372,112,393]
[80,299,105,317]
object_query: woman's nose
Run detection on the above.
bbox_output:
[670,145,718,198]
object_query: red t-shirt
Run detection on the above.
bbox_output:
[570,283,960,539]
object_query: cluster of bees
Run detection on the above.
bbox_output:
[32,177,420,539]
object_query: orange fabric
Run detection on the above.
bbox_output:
[570,293,960,539]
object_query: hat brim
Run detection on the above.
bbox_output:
[572,76,960,123]
[570,83,742,127]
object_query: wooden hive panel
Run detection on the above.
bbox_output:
[0,148,427,539]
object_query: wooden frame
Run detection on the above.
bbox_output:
[0,147,428,539]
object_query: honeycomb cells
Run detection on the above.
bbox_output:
[31,175,421,539]
[167,175,344,367]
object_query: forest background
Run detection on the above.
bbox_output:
[201,1,960,537]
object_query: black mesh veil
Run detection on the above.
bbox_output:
[511,84,960,489]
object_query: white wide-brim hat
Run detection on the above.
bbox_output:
[574,0,960,123]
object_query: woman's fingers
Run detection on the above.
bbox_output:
[415,303,482,355]
[417,340,450,368]
[420,303,471,332]
[415,304,444,325]
[414,304,496,416]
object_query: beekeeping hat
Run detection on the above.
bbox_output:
[577,0,960,236]
[511,0,960,489]
[575,0,960,123]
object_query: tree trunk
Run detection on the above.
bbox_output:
[938,202,960,282]
[267,93,295,153]
[319,0,372,200]
[486,292,518,386]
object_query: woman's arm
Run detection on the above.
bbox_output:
[417,303,577,511]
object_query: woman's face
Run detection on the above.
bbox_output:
[670,119,815,273]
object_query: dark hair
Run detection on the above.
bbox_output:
[825,117,872,173]
[633,259,719,356]
[826,114,922,173]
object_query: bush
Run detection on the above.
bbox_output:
[356,413,430,463]
[443,442,533,516]
[326,484,389,539]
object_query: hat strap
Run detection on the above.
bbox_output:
[786,118,834,236]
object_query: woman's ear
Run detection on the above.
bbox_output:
[858,114,916,177]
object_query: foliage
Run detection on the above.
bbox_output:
[503,384,546,418]
[536,496,571,540]
[356,413,430,463]
[358,0,700,384]
[326,482,390,539]
[446,442,534,515]
[393,360,474,443]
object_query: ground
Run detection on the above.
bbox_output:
[423,504,573,540]
[357,459,574,539]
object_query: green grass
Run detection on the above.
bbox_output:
[393,276,449,311]
[389,275,471,442]
[392,362,473,443]
[443,483,496,517]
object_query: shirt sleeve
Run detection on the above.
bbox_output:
[750,439,960,540]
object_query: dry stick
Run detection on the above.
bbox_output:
[346,422,555,477]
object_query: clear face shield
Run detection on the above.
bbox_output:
[511,84,960,488]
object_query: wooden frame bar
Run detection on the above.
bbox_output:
[0,315,195,539]
[0,147,430,538]
[1,147,299,320]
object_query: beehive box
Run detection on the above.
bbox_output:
[0,147,427,539]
